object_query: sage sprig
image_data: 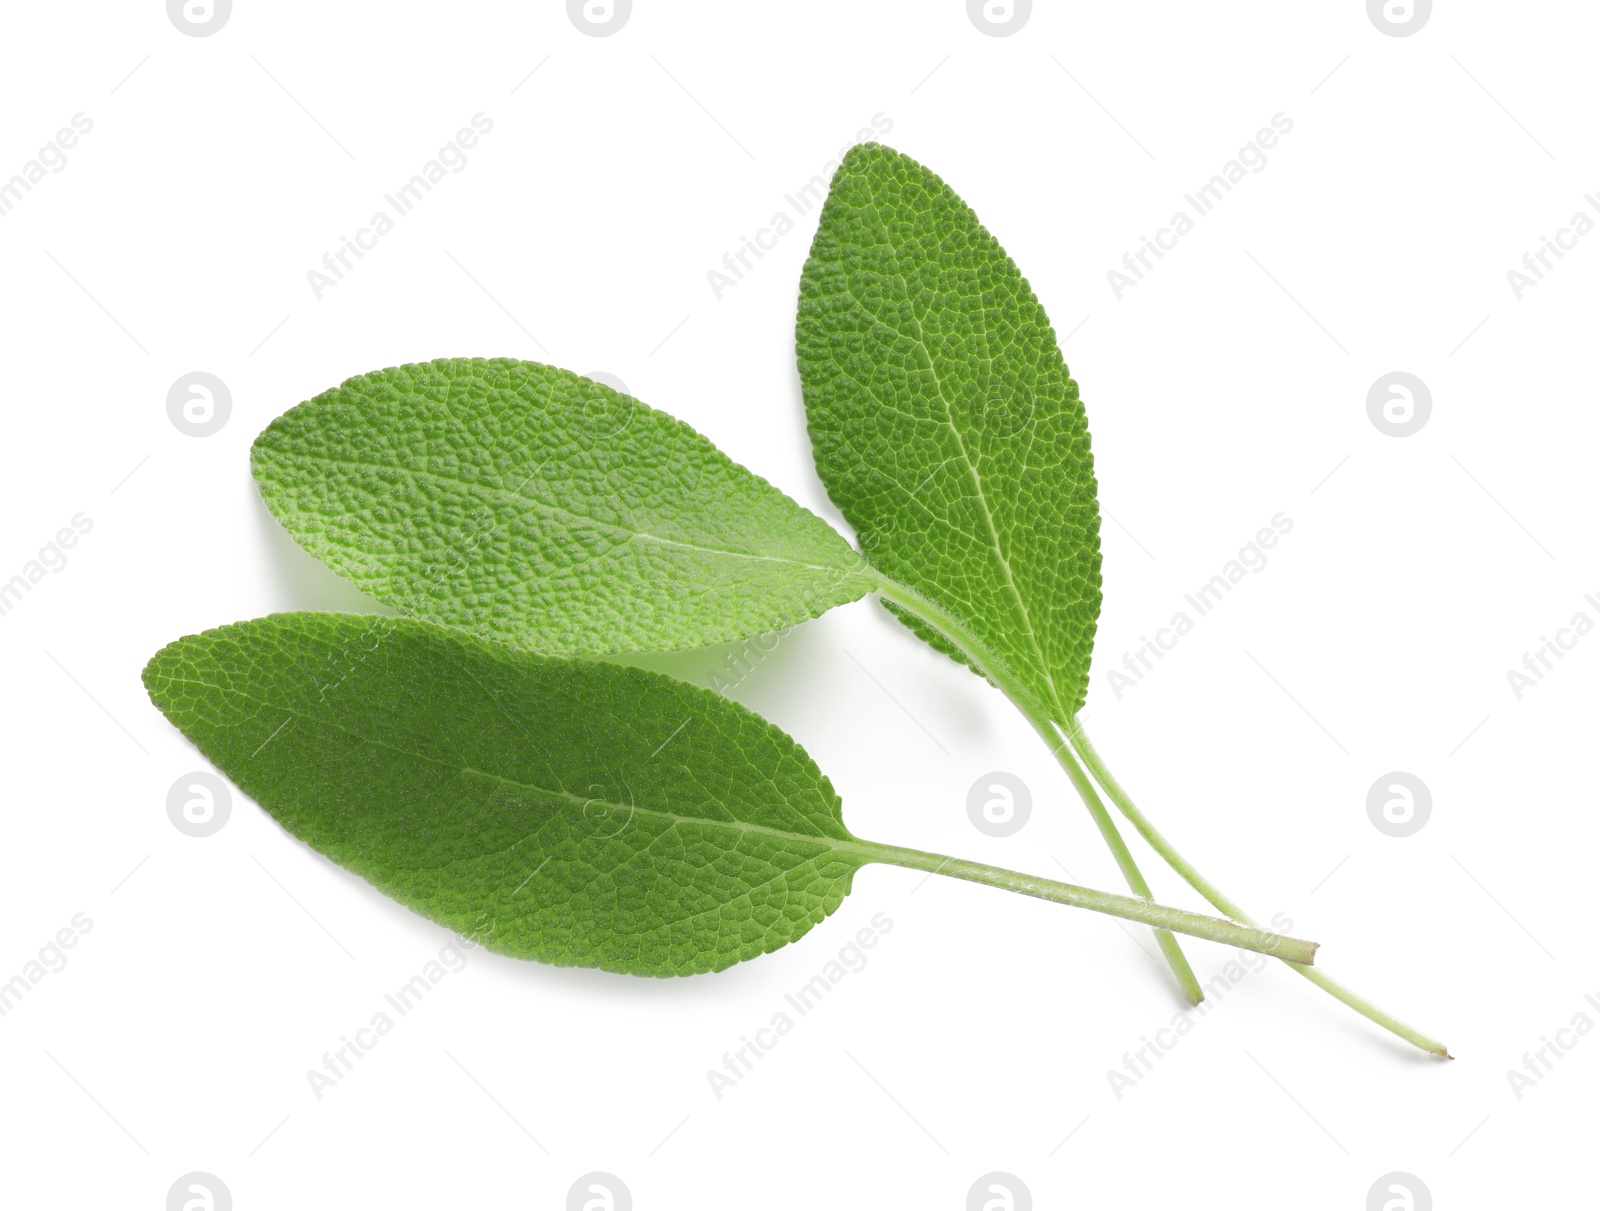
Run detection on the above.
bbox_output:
[143,614,1315,972]
[179,143,1446,1055]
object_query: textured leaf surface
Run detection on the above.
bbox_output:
[252,358,875,655]
[797,144,1103,718]
[143,614,867,976]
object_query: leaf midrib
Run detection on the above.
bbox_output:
[160,672,867,872]
[840,254,1068,720]
[262,450,871,583]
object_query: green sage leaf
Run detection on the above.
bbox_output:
[797,143,1102,719]
[251,358,876,655]
[142,613,867,976]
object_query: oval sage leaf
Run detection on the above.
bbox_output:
[252,358,877,656]
[797,143,1103,721]
[143,612,868,976]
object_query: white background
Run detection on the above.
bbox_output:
[1,2,1594,1207]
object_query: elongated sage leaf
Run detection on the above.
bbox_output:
[142,614,1318,973]
[252,358,875,654]
[144,613,866,975]
[797,143,1102,720]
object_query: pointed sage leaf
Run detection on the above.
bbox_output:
[796,143,1102,722]
[144,612,863,975]
[251,358,876,655]
[141,614,1318,974]
[791,145,1446,1053]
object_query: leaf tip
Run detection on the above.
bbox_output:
[140,634,187,718]
[838,139,902,175]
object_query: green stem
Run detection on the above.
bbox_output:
[873,577,1204,1004]
[1016,705,1204,1005]
[1065,718,1450,1058]
[855,839,1318,963]
[872,573,1448,1057]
